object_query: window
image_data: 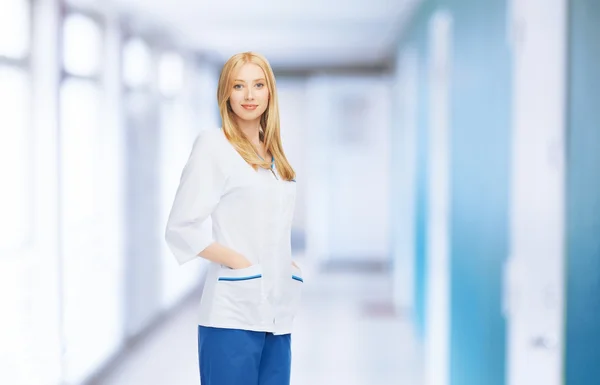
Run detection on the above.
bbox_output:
[62,13,102,77]
[60,78,101,227]
[0,67,31,249]
[60,12,116,383]
[158,51,184,98]
[0,0,32,251]
[123,38,152,88]
[0,0,30,59]
[60,11,103,231]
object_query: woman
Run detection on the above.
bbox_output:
[165,51,303,385]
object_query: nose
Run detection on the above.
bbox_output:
[245,87,254,100]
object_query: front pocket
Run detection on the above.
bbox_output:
[217,264,262,279]
[291,264,303,280]
[218,272,262,282]
[292,274,303,283]
[212,264,265,326]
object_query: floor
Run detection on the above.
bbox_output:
[93,257,423,385]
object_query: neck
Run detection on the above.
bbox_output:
[236,118,262,145]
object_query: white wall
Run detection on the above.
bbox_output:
[277,78,309,235]
[506,0,567,384]
[306,75,392,263]
[424,10,452,385]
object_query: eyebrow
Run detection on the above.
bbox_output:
[233,78,266,82]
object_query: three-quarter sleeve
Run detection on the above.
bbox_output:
[165,131,228,266]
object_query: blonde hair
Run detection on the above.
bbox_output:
[217,52,296,181]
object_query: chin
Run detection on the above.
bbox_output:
[237,111,263,121]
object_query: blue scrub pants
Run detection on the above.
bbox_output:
[198,326,291,385]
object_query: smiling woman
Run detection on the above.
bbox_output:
[165,51,302,385]
[216,52,296,181]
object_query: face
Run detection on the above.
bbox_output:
[228,63,270,124]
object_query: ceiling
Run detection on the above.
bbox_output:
[88,0,420,70]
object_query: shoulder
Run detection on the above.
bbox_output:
[193,127,227,148]
[189,128,233,174]
[190,128,231,157]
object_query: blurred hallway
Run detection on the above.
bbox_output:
[4,1,600,384]
[91,256,423,385]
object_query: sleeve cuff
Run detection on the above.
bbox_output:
[165,221,215,266]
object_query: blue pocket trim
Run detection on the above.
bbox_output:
[218,274,262,282]
[292,275,303,283]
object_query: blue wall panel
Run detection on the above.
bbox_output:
[444,1,510,384]
[396,5,510,380]
[400,1,435,338]
[414,13,430,339]
[565,1,600,383]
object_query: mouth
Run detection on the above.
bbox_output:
[241,104,258,110]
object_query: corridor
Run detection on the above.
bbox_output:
[93,257,423,385]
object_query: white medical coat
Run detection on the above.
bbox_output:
[165,128,302,335]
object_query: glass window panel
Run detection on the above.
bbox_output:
[0,67,31,250]
[122,38,152,88]
[60,78,101,229]
[0,0,30,59]
[61,78,123,384]
[158,52,184,97]
[62,14,102,77]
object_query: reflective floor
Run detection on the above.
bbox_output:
[94,257,423,385]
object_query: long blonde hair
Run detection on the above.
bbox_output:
[217,52,296,181]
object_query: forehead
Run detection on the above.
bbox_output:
[232,62,266,81]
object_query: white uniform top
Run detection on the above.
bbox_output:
[165,127,302,335]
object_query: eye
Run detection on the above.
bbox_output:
[256,83,265,89]
[233,84,243,90]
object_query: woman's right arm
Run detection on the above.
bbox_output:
[165,131,251,268]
